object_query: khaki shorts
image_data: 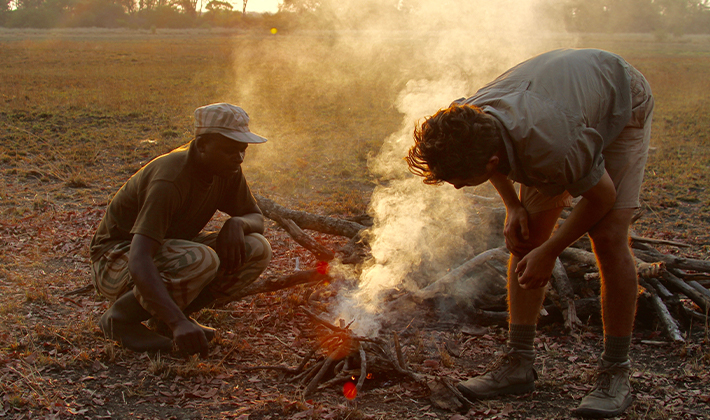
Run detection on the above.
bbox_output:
[90,232,272,315]
[521,66,655,213]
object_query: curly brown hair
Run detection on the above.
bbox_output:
[406,104,502,185]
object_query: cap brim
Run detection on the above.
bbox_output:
[225,131,268,144]
[196,127,267,144]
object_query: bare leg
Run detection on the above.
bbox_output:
[588,208,637,336]
[457,207,564,400]
[508,208,563,325]
[573,208,636,417]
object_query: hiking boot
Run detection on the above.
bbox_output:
[99,291,173,353]
[456,347,537,400]
[572,359,633,418]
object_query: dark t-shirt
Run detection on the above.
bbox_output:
[89,141,260,262]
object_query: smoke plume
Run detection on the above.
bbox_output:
[231,0,571,336]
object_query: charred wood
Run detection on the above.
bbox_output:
[416,247,509,301]
[273,217,335,261]
[228,269,331,301]
[255,193,365,238]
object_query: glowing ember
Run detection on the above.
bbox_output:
[366,373,373,380]
[316,260,329,275]
[270,28,278,34]
[343,381,357,400]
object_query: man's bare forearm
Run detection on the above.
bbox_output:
[128,235,190,329]
[539,171,617,257]
[490,172,522,210]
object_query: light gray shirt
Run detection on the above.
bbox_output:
[458,48,633,197]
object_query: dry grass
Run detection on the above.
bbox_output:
[0,30,709,419]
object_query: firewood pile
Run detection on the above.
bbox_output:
[254,195,710,345]
[243,195,710,402]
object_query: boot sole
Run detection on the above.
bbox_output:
[572,395,633,418]
[456,382,535,400]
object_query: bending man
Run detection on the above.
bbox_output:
[406,49,653,418]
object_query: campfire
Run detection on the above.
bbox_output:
[237,195,710,408]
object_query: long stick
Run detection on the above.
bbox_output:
[355,347,367,394]
[630,235,691,248]
[661,272,710,313]
[551,257,581,330]
[292,360,323,384]
[642,290,685,342]
[393,331,406,370]
[303,356,336,397]
[416,247,509,300]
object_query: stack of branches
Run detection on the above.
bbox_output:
[240,307,426,399]
[254,196,710,343]
[553,238,710,343]
[386,208,710,343]
[245,197,709,404]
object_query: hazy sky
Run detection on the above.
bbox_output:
[242,0,280,13]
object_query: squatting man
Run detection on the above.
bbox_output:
[407,49,653,418]
[90,103,272,357]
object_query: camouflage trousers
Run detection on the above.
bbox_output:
[90,232,272,314]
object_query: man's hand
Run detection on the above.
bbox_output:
[216,217,247,274]
[171,319,209,357]
[515,245,556,289]
[504,206,533,257]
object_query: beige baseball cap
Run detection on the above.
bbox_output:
[194,103,267,144]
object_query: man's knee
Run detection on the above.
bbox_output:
[157,240,220,284]
[246,233,272,268]
[588,209,635,252]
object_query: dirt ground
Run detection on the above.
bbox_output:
[1,30,710,419]
[1,184,709,420]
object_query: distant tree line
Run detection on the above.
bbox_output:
[0,0,292,29]
[544,0,710,35]
[0,0,708,34]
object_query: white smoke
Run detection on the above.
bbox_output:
[327,0,568,337]
[231,0,571,336]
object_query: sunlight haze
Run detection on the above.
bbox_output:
[242,0,280,13]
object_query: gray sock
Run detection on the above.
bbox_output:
[601,335,632,363]
[508,324,536,351]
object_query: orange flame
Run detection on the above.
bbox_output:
[343,381,357,400]
[316,261,329,275]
